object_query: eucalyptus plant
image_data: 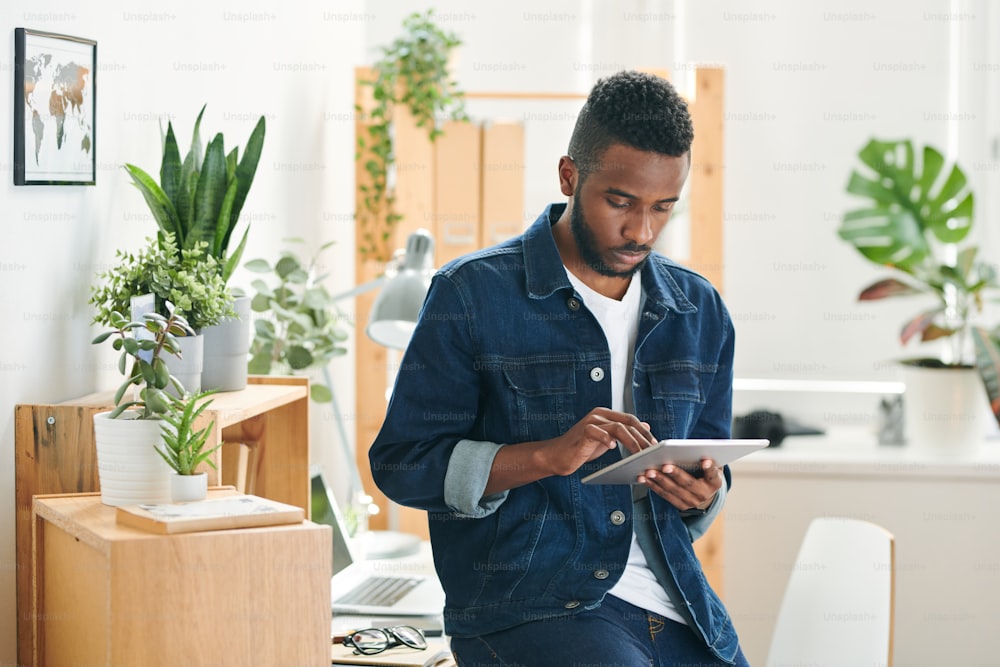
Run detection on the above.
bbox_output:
[157,389,221,475]
[91,304,195,419]
[124,105,265,284]
[357,9,467,262]
[838,137,998,365]
[90,233,233,332]
[244,239,349,402]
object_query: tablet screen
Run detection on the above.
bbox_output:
[581,438,769,484]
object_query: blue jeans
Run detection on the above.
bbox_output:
[450,595,749,667]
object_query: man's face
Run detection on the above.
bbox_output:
[566,143,689,279]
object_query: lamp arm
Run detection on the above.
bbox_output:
[329,275,389,303]
[322,365,365,500]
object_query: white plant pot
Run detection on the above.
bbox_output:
[170,472,208,503]
[201,295,252,392]
[901,363,990,457]
[93,411,172,507]
[167,334,204,396]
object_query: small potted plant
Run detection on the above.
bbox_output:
[157,389,221,502]
[90,233,234,394]
[838,137,999,451]
[125,104,266,391]
[90,303,195,506]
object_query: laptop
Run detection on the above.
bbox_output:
[309,468,446,616]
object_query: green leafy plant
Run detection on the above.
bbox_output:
[90,233,233,331]
[157,389,222,475]
[838,137,998,365]
[124,105,265,284]
[245,239,349,402]
[357,9,467,262]
[91,303,195,419]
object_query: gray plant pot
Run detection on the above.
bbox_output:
[167,334,204,396]
[201,295,252,392]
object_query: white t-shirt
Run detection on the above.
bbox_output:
[564,270,685,624]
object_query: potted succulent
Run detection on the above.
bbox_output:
[157,389,221,502]
[124,104,266,391]
[838,137,999,451]
[90,303,195,506]
[90,233,233,394]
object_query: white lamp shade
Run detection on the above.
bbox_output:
[365,229,435,350]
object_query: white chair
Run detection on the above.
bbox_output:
[766,517,895,667]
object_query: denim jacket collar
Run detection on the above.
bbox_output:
[523,203,698,316]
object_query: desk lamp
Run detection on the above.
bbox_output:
[326,228,436,559]
[366,228,436,349]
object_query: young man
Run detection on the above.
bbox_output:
[370,70,748,666]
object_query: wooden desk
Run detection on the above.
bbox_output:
[31,492,331,666]
[14,376,310,667]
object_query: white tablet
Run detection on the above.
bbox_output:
[581,438,770,485]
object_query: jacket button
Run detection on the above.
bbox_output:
[594,569,609,580]
[609,510,626,525]
[564,601,580,609]
[567,297,581,311]
[589,367,604,382]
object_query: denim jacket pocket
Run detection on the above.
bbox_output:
[501,358,577,441]
[648,363,712,402]
[646,363,716,436]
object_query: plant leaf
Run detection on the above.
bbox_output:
[222,116,265,253]
[858,278,923,300]
[124,164,181,240]
[188,133,229,251]
[159,122,184,241]
[900,309,944,345]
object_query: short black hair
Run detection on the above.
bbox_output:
[567,70,694,180]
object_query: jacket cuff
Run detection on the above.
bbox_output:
[681,481,728,541]
[444,439,509,518]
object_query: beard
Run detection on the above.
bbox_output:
[569,199,651,279]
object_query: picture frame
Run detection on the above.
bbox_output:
[14,28,97,185]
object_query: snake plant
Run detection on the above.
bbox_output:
[124,105,265,285]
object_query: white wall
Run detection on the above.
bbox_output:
[368,0,1000,389]
[682,0,999,387]
[0,1,363,660]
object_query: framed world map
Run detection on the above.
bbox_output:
[14,28,96,185]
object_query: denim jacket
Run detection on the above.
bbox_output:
[370,204,740,662]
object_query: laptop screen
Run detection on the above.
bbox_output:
[309,468,355,578]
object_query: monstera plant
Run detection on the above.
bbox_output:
[124,105,265,285]
[839,137,1000,449]
[838,137,998,366]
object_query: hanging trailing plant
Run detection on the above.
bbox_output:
[356,9,467,263]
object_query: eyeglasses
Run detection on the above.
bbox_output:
[340,625,428,655]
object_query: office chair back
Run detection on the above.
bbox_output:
[766,517,895,667]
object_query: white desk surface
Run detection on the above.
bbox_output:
[731,427,1000,479]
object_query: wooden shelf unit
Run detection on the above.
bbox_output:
[14,375,311,667]
[31,492,331,666]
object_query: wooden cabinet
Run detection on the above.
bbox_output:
[14,376,311,667]
[31,492,331,666]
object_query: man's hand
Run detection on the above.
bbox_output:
[542,407,657,476]
[484,408,657,495]
[638,458,724,511]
